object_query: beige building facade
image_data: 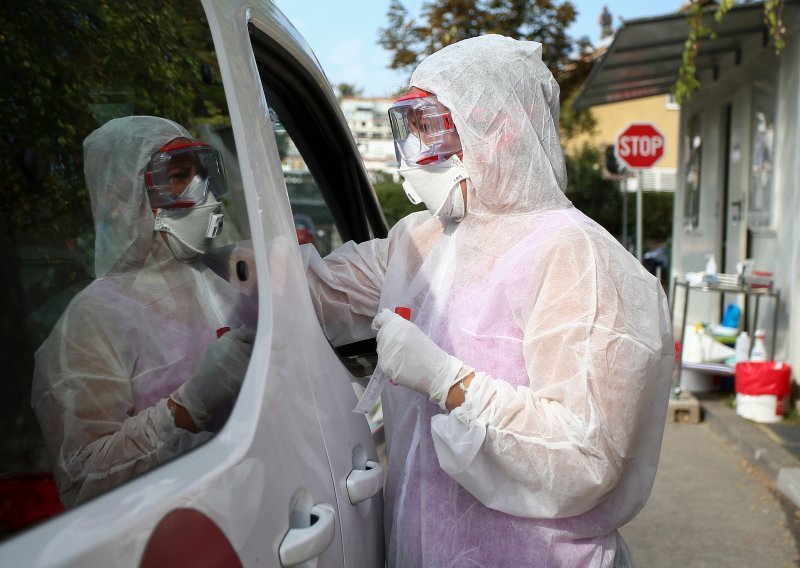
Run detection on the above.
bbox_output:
[566,94,680,192]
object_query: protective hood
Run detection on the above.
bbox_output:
[84,116,192,276]
[409,34,570,216]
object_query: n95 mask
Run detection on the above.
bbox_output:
[398,154,469,221]
[155,193,224,261]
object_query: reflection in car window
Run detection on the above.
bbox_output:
[270,112,343,256]
[0,2,255,535]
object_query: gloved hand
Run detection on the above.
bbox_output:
[372,310,472,410]
[172,327,255,429]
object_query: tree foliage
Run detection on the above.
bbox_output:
[0,0,229,243]
[336,83,363,98]
[564,145,621,235]
[380,0,577,73]
[378,0,595,139]
[374,182,426,227]
[564,145,673,245]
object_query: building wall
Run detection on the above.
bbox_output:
[339,96,398,174]
[670,23,799,381]
[774,28,800,375]
[566,95,680,167]
[565,94,680,191]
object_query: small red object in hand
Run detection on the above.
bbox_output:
[216,326,231,338]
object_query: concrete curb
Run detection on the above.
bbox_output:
[700,396,800,509]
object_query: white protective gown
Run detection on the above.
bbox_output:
[31,117,257,508]
[304,36,674,567]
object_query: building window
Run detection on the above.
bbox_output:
[748,81,776,230]
[683,115,702,230]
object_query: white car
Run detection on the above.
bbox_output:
[0,1,386,565]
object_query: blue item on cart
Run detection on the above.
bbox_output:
[721,304,741,328]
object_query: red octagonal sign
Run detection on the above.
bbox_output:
[615,123,665,169]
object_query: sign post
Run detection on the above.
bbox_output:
[615,123,666,262]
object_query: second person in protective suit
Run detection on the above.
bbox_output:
[32,116,257,508]
[304,35,674,566]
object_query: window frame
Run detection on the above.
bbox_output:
[249,25,388,244]
[747,79,777,231]
[682,114,702,232]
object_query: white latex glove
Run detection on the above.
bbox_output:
[372,309,471,410]
[173,327,255,429]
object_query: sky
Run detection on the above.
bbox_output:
[275,0,683,98]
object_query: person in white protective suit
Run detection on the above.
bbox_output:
[31,116,257,508]
[303,35,674,567]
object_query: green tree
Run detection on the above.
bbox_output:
[378,0,595,138]
[627,192,674,246]
[336,83,363,98]
[564,145,621,236]
[564,145,673,246]
[380,0,577,75]
[374,181,426,227]
[0,0,228,242]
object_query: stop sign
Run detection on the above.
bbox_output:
[615,123,665,169]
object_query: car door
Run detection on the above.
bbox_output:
[208,2,388,564]
[0,1,383,566]
[240,7,391,565]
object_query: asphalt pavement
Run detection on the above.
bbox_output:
[621,420,800,567]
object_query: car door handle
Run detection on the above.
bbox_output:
[346,460,384,504]
[278,504,336,567]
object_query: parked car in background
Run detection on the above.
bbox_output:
[294,213,317,245]
[1,1,387,565]
[643,244,669,277]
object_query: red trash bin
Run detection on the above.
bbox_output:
[734,361,792,423]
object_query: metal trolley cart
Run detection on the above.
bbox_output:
[671,278,780,391]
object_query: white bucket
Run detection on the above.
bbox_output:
[680,369,715,393]
[735,393,783,423]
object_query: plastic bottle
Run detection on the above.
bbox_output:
[750,329,767,362]
[734,331,751,363]
[705,254,717,276]
[702,323,714,362]
[683,323,703,363]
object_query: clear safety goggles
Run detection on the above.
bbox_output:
[144,141,227,210]
[388,91,462,165]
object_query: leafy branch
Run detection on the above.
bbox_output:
[674,0,785,104]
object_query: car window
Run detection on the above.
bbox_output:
[248,27,389,392]
[249,25,387,248]
[271,112,343,256]
[0,2,255,536]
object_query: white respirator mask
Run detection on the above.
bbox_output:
[398,154,469,221]
[154,191,224,261]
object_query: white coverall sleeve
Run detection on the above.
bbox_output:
[431,237,671,519]
[301,237,389,346]
[32,306,209,508]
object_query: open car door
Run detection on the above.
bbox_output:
[0,1,385,565]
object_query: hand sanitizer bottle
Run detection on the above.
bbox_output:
[734,331,751,363]
[705,254,717,276]
[750,329,767,362]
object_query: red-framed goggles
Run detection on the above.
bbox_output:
[144,141,227,210]
[388,90,462,165]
